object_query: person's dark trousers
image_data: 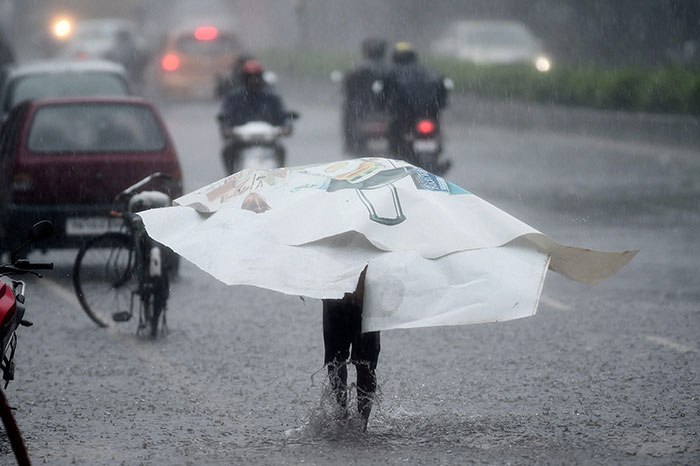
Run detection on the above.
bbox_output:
[322,298,380,423]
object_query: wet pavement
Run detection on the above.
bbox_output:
[1,76,698,465]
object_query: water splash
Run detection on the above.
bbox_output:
[284,364,384,442]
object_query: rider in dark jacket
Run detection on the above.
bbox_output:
[217,60,290,173]
[218,60,288,129]
[342,37,391,154]
[384,42,448,157]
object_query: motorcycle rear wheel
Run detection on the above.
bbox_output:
[73,232,137,328]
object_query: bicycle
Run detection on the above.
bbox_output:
[73,173,175,338]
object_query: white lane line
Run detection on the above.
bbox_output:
[39,278,82,308]
[540,295,573,311]
[645,335,697,354]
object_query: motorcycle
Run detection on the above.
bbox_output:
[218,112,299,175]
[0,220,54,466]
[385,77,454,175]
[392,116,451,176]
[332,71,392,155]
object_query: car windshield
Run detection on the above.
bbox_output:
[27,103,166,153]
[175,33,238,55]
[8,73,130,110]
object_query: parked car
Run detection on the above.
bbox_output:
[0,96,183,254]
[156,24,242,98]
[0,60,132,125]
[430,20,552,72]
[55,18,151,83]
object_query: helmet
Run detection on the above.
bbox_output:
[361,37,386,60]
[392,42,417,64]
[241,60,263,76]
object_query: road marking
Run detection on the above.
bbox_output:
[539,295,572,311]
[645,335,697,353]
[40,278,82,308]
[38,276,239,417]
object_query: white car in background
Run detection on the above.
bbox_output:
[431,20,552,72]
[0,60,132,123]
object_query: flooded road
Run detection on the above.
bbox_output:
[1,76,698,465]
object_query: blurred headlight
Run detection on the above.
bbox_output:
[535,56,551,72]
[52,18,72,39]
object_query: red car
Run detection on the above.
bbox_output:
[0,96,183,253]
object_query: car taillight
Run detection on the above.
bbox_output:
[170,168,183,181]
[416,120,436,135]
[194,26,218,41]
[161,54,180,71]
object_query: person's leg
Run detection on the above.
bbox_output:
[323,300,352,409]
[353,330,381,427]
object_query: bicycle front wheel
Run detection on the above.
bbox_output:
[73,232,138,328]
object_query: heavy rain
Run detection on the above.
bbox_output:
[0,0,698,465]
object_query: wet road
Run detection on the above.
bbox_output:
[1,77,698,465]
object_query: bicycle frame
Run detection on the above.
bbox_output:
[118,212,168,334]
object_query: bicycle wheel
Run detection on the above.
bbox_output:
[146,274,169,338]
[73,232,137,328]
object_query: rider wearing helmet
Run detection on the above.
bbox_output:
[215,52,255,98]
[217,60,290,129]
[217,60,292,172]
[384,42,449,157]
[341,37,392,154]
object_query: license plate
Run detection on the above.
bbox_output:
[413,139,439,152]
[65,217,121,236]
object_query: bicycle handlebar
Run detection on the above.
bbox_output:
[16,261,53,270]
[1,260,54,275]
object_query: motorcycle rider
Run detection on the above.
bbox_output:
[217,60,291,172]
[215,52,255,98]
[384,42,449,169]
[342,37,391,154]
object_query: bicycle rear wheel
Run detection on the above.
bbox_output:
[145,274,169,338]
[73,232,137,328]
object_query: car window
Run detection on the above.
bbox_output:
[175,34,238,55]
[461,25,534,47]
[7,73,130,110]
[27,103,166,153]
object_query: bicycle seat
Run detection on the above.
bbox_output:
[128,191,171,212]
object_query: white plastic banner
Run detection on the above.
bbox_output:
[139,158,637,332]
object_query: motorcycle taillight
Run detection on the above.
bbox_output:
[416,120,436,135]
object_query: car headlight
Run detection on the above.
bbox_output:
[51,17,73,39]
[535,56,551,72]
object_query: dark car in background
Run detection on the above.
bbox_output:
[0,60,132,124]
[0,96,183,254]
